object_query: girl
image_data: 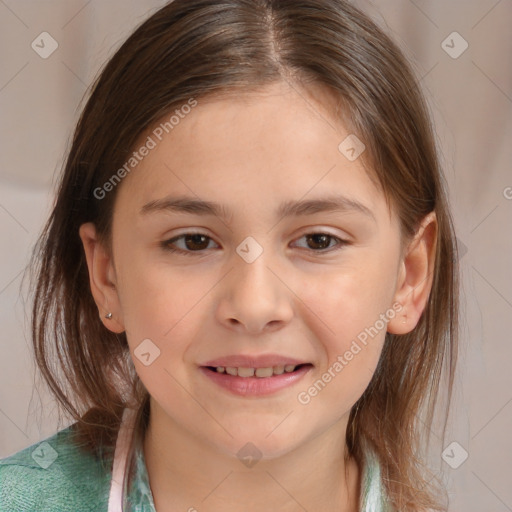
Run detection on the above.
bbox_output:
[0,0,459,511]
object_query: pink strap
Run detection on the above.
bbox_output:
[108,407,138,512]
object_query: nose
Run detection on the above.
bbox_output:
[215,248,294,334]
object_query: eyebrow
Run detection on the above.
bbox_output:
[140,194,376,223]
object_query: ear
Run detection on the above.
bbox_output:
[78,222,125,333]
[387,211,437,335]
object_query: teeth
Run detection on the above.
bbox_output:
[255,367,273,378]
[214,364,299,377]
[238,367,255,377]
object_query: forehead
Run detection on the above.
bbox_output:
[114,81,392,228]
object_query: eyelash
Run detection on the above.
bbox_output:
[161,231,350,256]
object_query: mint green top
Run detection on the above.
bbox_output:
[0,423,392,511]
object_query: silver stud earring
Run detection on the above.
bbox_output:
[105,312,113,319]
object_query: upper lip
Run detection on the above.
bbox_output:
[201,354,311,368]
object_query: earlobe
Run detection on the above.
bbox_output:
[387,211,437,335]
[78,222,125,333]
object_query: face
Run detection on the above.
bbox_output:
[82,81,421,460]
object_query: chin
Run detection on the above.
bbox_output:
[214,429,306,463]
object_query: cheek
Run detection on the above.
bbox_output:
[294,270,389,414]
[117,259,208,409]
[298,262,395,342]
[113,255,213,395]
[115,245,214,337]
[293,253,396,390]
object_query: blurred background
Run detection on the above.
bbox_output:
[0,1,511,510]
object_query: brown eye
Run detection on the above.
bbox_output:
[182,234,210,250]
[162,233,218,256]
[293,232,349,253]
[306,234,333,250]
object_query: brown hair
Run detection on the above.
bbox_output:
[28,0,458,510]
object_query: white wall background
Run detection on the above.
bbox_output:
[0,1,511,510]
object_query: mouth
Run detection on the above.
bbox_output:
[203,363,313,378]
[199,362,314,397]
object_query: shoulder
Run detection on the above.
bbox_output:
[0,424,113,512]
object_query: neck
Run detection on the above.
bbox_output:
[143,400,361,512]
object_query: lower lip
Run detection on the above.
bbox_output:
[199,365,312,397]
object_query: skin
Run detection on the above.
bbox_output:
[80,80,437,512]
